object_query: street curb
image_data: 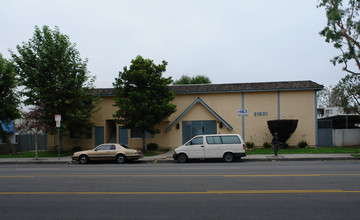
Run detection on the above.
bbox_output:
[241,157,359,162]
[0,156,358,165]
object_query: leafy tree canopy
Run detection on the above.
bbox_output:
[332,74,360,114]
[317,85,338,108]
[10,25,98,136]
[0,53,21,154]
[113,55,176,151]
[0,53,21,123]
[318,0,360,75]
[173,74,211,85]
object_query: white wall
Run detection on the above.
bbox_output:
[0,134,17,144]
[333,129,360,146]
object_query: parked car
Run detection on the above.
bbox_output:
[173,134,246,163]
[72,143,143,164]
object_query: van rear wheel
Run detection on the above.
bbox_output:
[177,154,188,163]
[223,152,234,162]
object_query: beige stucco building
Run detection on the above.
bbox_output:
[48,80,323,150]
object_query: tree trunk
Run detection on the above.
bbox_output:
[0,125,16,154]
[142,131,147,152]
[34,133,38,160]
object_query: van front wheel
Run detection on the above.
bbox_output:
[177,154,188,163]
[223,153,234,162]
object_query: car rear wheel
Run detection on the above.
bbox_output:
[223,152,234,162]
[79,155,89,164]
[116,154,127,164]
[177,153,188,163]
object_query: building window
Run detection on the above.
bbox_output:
[130,127,154,138]
[70,128,92,139]
[325,110,333,115]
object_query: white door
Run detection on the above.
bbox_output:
[187,136,205,159]
[204,136,223,158]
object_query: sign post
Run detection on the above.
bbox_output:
[55,115,61,160]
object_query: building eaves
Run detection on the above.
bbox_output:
[92,80,323,96]
[92,88,114,96]
[170,80,324,94]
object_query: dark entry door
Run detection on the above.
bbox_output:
[95,127,104,147]
[118,127,128,145]
[182,120,216,144]
[318,120,332,147]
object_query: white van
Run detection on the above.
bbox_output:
[173,134,246,163]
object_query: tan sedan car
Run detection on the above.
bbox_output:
[72,143,143,164]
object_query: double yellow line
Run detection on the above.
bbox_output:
[1,174,360,178]
[1,190,360,195]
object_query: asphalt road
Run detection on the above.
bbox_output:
[1,160,360,220]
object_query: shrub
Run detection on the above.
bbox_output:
[263,142,272,149]
[48,145,58,153]
[147,143,159,151]
[298,140,308,148]
[245,142,255,149]
[282,143,290,149]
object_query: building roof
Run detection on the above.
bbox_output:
[93,80,323,96]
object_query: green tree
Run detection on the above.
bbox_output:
[173,74,211,85]
[16,106,49,159]
[318,0,360,75]
[10,26,98,149]
[317,85,338,107]
[332,74,360,114]
[0,53,21,154]
[113,55,176,152]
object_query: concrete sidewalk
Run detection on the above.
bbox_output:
[0,150,358,164]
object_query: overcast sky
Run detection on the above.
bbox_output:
[1,0,350,88]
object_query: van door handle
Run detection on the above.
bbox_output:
[201,145,204,147]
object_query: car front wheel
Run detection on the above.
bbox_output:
[116,154,127,164]
[79,155,89,164]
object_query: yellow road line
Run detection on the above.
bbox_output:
[0,176,35,178]
[1,174,360,178]
[0,190,360,195]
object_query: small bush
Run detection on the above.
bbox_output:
[298,140,308,148]
[147,143,159,151]
[245,142,255,149]
[282,143,290,149]
[48,145,58,153]
[263,142,272,149]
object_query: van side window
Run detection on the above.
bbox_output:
[221,136,241,144]
[206,136,222,144]
[190,137,203,145]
